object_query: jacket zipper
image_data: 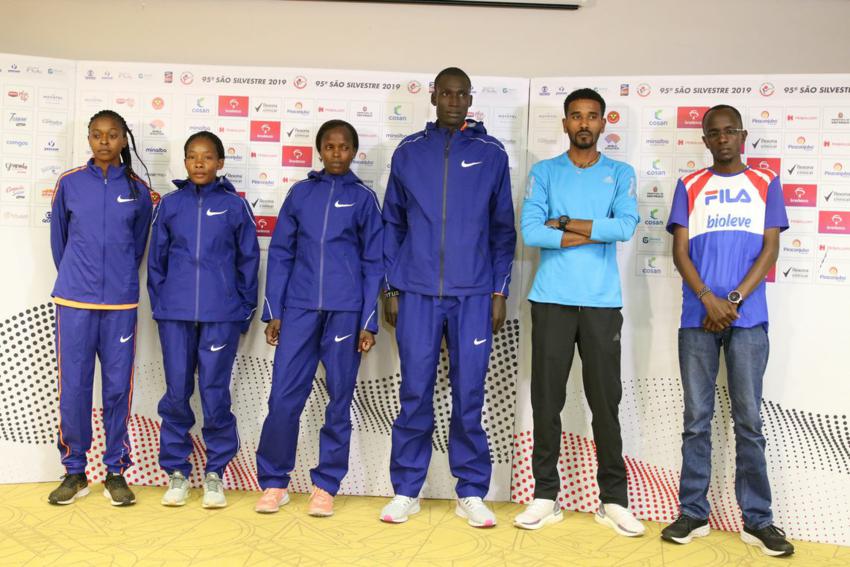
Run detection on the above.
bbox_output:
[194,191,203,321]
[318,179,335,310]
[439,135,452,298]
[102,176,107,303]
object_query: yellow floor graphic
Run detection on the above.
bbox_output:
[0,483,846,566]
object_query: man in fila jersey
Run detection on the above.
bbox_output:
[662,105,794,557]
[379,67,516,527]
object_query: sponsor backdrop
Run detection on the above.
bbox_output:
[0,52,847,544]
[0,52,530,504]
[517,75,850,545]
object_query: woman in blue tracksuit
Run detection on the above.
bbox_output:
[147,131,260,509]
[254,120,384,517]
[48,109,153,507]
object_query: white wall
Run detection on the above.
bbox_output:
[1,0,849,77]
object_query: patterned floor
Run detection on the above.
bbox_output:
[0,483,846,566]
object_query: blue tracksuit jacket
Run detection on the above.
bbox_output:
[382,120,516,298]
[147,176,260,324]
[262,169,384,334]
[50,160,153,308]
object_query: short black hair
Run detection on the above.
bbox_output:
[563,88,606,117]
[434,67,471,90]
[315,120,359,152]
[184,131,225,160]
[701,104,743,130]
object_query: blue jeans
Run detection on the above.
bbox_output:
[677,326,773,529]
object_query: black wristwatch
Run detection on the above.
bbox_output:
[558,215,571,231]
[727,290,743,305]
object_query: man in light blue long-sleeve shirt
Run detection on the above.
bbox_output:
[514,88,643,536]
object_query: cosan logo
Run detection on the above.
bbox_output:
[705,188,751,205]
[641,256,662,274]
[644,208,665,227]
[649,109,668,127]
[192,97,211,114]
[388,105,408,121]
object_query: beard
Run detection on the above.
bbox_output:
[569,130,597,149]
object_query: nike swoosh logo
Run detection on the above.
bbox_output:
[461,160,483,168]
[751,138,761,148]
[787,164,798,174]
[119,334,133,343]
[783,267,793,277]
[825,191,834,201]
[210,344,227,352]
[473,338,487,346]
[334,334,352,342]
[334,201,355,208]
[206,209,227,216]
[117,196,135,203]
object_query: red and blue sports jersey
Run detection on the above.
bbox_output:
[666,166,789,329]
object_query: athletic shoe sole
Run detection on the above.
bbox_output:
[741,531,794,557]
[49,486,90,505]
[513,511,564,530]
[380,501,420,523]
[455,505,497,528]
[202,499,227,509]
[102,488,135,506]
[161,492,189,507]
[595,511,645,537]
[308,509,334,517]
[255,493,290,514]
[661,524,710,544]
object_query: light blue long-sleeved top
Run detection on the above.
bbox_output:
[521,153,639,307]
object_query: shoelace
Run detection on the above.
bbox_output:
[169,474,187,490]
[392,495,415,506]
[205,476,223,493]
[763,525,787,538]
[460,497,487,511]
[528,500,557,514]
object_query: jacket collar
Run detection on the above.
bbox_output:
[86,158,127,180]
[425,119,486,137]
[307,169,363,185]
[172,175,238,194]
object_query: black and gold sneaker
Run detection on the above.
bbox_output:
[47,473,89,505]
[103,472,136,506]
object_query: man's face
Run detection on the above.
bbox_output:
[431,74,472,130]
[702,108,747,165]
[562,99,605,150]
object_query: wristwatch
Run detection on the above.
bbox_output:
[727,290,743,305]
[558,215,571,231]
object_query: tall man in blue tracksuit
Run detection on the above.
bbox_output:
[147,131,260,509]
[515,89,644,536]
[379,67,517,528]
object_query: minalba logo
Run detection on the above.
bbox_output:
[294,76,307,89]
[606,111,620,124]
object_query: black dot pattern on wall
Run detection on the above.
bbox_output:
[0,303,58,445]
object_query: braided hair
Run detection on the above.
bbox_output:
[87,109,151,199]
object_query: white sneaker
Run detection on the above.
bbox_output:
[379,495,420,523]
[202,472,227,509]
[513,498,563,530]
[595,503,645,537]
[456,496,497,528]
[161,471,190,507]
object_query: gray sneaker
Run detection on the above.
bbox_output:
[161,471,190,507]
[202,472,227,509]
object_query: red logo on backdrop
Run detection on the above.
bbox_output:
[782,184,817,207]
[746,157,781,174]
[765,264,776,283]
[250,121,281,142]
[819,210,850,235]
[282,146,313,167]
[676,106,710,129]
[256,215,277,237]
[606,110,620,124]
[237,191,246,198]
[218,96,249,117]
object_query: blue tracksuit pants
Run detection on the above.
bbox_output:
[256,308,361,495]
[390,292,493,498]
[54,305,137,474]
[156,320,241,477]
